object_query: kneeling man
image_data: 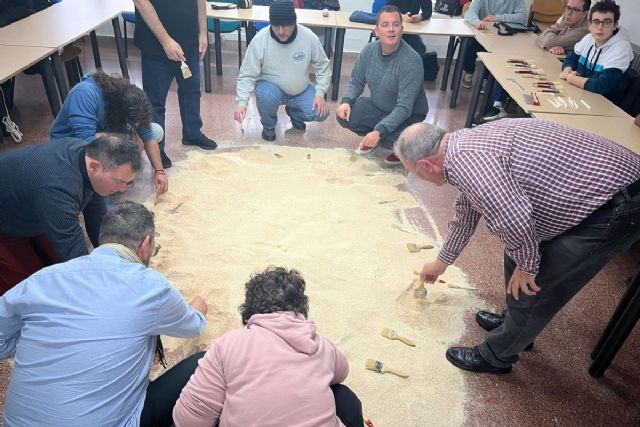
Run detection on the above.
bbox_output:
[336,5,427,166]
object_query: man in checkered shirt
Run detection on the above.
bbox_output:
[395,118,640,374]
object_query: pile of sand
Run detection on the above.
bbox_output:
[147,146,484,426]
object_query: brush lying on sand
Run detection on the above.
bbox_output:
[180,61,192,79]
[406,242,434,253]
[380,327,415,347]
[365,358,409,378]
[446,283,478,290]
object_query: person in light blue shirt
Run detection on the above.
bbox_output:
[50,71,169,194]
[0,202,208,427]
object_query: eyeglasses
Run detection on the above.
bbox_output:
[564,6,584,14]
[590,19,614,27]
[152,242,161,257]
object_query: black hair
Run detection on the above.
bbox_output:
[85,134,142,172]
[376,5,402,26]
[590,0,620,23]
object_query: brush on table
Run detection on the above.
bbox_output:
[380,327,415,347]
[364,358,409,378]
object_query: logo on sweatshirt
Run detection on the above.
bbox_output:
[293,51,305,62]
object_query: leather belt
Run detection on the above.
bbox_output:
[599,178,640,210]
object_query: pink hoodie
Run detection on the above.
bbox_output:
[173,312,349,427]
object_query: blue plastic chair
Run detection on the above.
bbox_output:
[207,0,243,68]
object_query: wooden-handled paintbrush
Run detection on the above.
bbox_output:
[365,358,409,378]
[381,327,415,347]
[180,61,192,79]
[406,243,434,253]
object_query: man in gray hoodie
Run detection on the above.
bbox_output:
[233,1,331,142]
[336,5,427,166]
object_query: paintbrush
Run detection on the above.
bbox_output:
[364,358,409,378]
[406,242,434,253]
[392,224,419,236]
[381,327,415,347]
[446,283,478,290]
[180,61,192,79]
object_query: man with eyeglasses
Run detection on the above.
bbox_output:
[0,134,141,294]
[561,0,633,104]
[336,5,428,166]
[1,202,208,427]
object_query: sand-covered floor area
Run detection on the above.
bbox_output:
[147,145,485,426]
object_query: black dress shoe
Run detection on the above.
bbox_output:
[182,135,218,150]
[160,151,172,169]
[446,346,512,374]
[475,310,534,351]
[262,128,276,141]
[285,106,306,131]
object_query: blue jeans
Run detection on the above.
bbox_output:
[487,84,507,111]
[462,38,485,74]
[141,44,203,152]
[255,81,328,129]
[478,183,640,368]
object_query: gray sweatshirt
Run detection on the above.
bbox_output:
[236,25,331,107]
[464,0,528,25]
[341,40,428,139]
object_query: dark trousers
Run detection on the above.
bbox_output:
[462,38,485,74]
[0,233,59,294]
[140,351,205,427]
[336,97,426,150]
[402,34,426,57]
[141,44,203,153]
[478,183,640,368]
[332,384,364,427]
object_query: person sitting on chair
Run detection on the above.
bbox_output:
[386,0,432,57]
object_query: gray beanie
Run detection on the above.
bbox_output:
[270,1,297,26]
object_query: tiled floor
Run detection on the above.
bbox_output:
[1,35,639,425]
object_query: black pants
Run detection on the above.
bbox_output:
[402,34,426,57]
[332,384,365,427]
[140,351,205,427]
[336,97,426,150]
[462,38,486,74]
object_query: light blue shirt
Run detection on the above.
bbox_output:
[0,247,206,427]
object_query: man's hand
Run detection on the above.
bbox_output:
[402,12,422,23]
[154,171,168,195]
[420,259,448,284]
[559,67,573,80]
[507,268,541,301]
[234,106,247,123]
[635,114,640,128]
[549,46,565,55]
[198,33,208,60]
[189,296,208,316]
[359,130,381,150]
[483,15,497,22]
[475,21,488,30]
[336,103,351,121]
[312,96,329,118]
[162,37,186,61]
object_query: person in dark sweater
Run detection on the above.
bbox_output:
[386,0,432,56]
[134,0,217,169]
[336,5,428,166]
[0,135,141,294]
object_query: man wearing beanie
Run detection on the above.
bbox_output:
[234,0,331,142]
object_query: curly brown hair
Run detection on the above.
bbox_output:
[92,71,152,135]
[238,267,309,325]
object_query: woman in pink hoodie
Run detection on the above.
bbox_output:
[173,267,363,427]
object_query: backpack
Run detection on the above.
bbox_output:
[434,0,462,16]
[422,52,439,81]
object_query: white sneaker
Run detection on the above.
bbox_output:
[462,71,473,89]
[482,106,508,121]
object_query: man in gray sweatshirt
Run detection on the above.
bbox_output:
[233,1,331,142]
[336,5,428,166]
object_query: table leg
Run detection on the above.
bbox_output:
[450,36,469,109]
[324,27,333,60]
[50,51,69,102]
[246,22,256,45]
[441,36,455,92]
[111,18,129,79]
[589,271,640,378]
[40,58,61,116]
[90,30,102,69]
[204,32,212,92]
[331,27,345,101]
[480,73,495,117]
[214,18,223,77]
[464,62,486,128]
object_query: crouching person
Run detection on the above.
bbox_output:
[0,202,208,427]
[173,267,364,427]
